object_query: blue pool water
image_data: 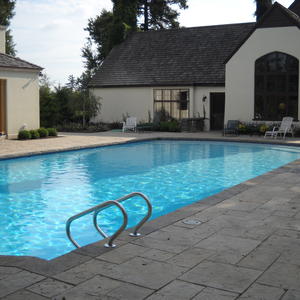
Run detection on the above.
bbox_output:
[1,140,300,260]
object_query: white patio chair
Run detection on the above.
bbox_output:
[122,117,137,132]
[264,117,294,139]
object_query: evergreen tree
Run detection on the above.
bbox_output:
[255,0,273,21]
[110,0,138,46]
[39,74,101,128]
[138,0,188,31]
[83,9,114,69]
[0,0,16,55]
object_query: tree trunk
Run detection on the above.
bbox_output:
[144,0,149,31]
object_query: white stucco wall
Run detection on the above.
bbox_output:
[92,85,225,125]
[225,26,300,123]
[0,69,40,138]
[91,87,153,123]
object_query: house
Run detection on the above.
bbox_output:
[89,0,300,130]
[0,26,42,139]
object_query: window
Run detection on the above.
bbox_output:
[154,89,189,119]
[255,52,299,121]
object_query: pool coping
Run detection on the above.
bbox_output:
[0,137,300,277]
[1,136,300,161]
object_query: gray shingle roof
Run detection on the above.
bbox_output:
[0,53,42,71]
[89,22,255,88]
[289,0,300,16]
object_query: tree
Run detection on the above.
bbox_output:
[109,0,137,47]
[138,0,188,31]
[83,0,188,74]
[254,0,273,21]
[39,73,101,128]
[39,74,59,127]
[83,9,114,72]
[0,0,16,55]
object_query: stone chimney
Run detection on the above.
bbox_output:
[0,26,6,54]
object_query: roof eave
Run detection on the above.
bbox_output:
[89,82,225,88]
[0,65,43,72]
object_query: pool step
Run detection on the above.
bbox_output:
[65,192,152,248]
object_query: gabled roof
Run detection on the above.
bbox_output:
[225,2,300,64]
[0,53,42,71]
[257,2,300,29]
[289,0,300,16]
[89,22,255,88]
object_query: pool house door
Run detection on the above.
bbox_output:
[210,92,225,130]
[0,79,6,135]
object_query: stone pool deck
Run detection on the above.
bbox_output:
[0,132,300,299]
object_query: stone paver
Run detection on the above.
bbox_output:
[257,262,300,290]
[167,247,214,268]
[193,287,238,300]
[26,278,74,298]
[96,243,148,264]
[238,283,285,299]
[238,246,281,271]
[133,224,215,254]
[54,259,113,285]
[139,248,175,262]
[2,289,48,300]
[0,266,22,280]
[96,256,188,290]
[194,233,261,264]
[147,280,204,300]
[55,275,153,300]
[0,270,45,298]
[180,261,261,293]
[281,289,300,300]
[0,132,300,299]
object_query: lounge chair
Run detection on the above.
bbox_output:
[122,117,137,132]
[223,120,239,136]
[264,117,294,139]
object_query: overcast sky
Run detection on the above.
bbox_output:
[10,0,294,85]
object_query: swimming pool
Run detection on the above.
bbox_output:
[1,140,300,260]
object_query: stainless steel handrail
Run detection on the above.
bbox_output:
[93,192,152,237]
[66,200,128,248]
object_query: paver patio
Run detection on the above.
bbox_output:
[0,131,300,299]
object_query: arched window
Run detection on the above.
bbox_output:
[255,52,298,121]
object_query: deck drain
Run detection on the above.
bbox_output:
[182,219,202,225]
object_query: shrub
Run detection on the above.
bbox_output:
[294,127,300,137]
[168,120,181,132]
[238,123,247,134]
[57,122,108,132]
[29,130,40,139]
[18,130,31,140]
[109,122,123,130]
[158,120,180,132]
[38,127,49,138]
[137,123,153,131]
[47,128,57,136]
[259,124,269,134]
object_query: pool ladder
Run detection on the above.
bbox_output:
[66,192,152,248]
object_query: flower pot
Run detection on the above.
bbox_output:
[204,119,210,132]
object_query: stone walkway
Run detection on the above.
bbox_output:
[0,132,300,299]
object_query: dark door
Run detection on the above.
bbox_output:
[210,93,225,130]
